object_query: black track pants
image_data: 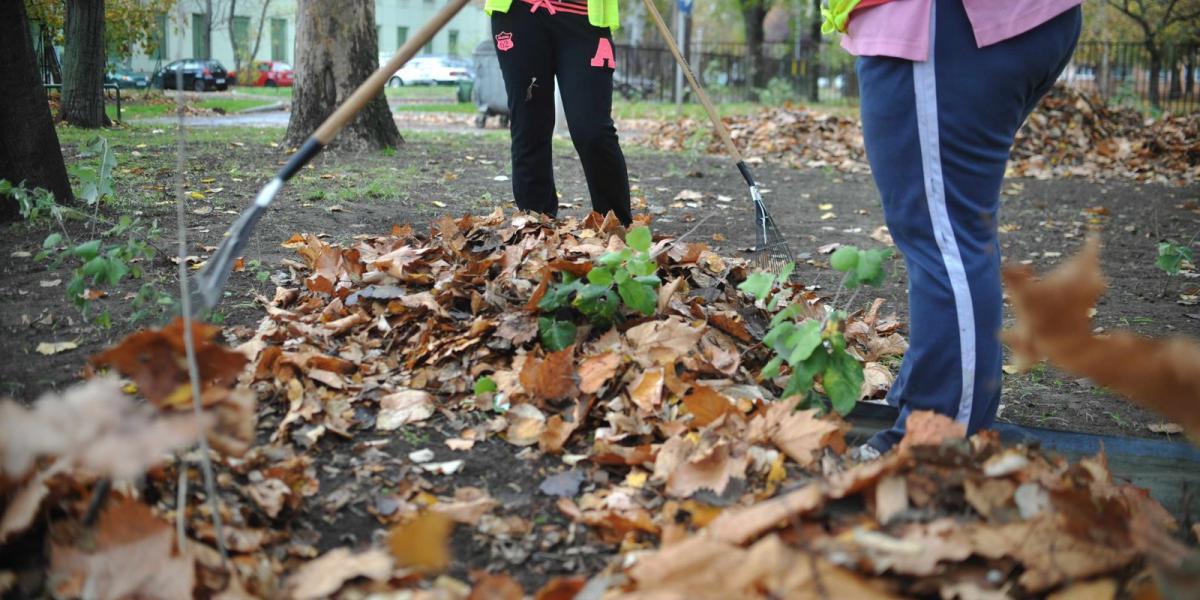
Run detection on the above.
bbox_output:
[491,2,632,225]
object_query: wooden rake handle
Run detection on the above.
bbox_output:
[640,0,746,165]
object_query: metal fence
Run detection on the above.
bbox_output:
[614,39,1200,114]
[613,41,856,105]
[1058,41,1199,114]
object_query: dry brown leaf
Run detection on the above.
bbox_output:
[964,478,1017,521]
[389,511,454,573]
[628,367,665,413]
[705,483,824,544]
[1003,238,1200,439]
[432,487,498,525]
[519,346,577,401]
[625,317,704,366]
[468,572,524,600]
[539,397,591,454]
[247,478,291,519]
[971,512,1138,592]
[89,318,247,407]
[533,576,587,600]
[855,518,973,576]
[1047,578,1118,600]
[898,410,966,452]
[376,389,434,430]
[666,441,748,498]
[578,352,621,394]
[0,377,207,483]
[284,547,393,600]
[750,402,846,467]
[682,386,736,427]
[50,497,194,600]
[505,403,547,446]
[874,475,908,525]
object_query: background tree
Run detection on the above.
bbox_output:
[61,0,109,128]
[0,0,73,221]
[729,0,774,92]
[25,0,175,64]
[230,0,275,84]
[284,0,400,152]
[1104,0,1200,108]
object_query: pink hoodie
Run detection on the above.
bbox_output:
[841,0,1083,61]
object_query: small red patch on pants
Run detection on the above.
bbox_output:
[590,38,615,68]
[496,32,514,52]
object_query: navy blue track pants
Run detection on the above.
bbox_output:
[860,0,1081,452]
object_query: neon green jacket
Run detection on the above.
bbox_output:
[484,0,620,31]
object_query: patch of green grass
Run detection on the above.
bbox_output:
[393,102,475,114]
[385,85,460,99]
[57,123,284,149]
[106,97,275,121]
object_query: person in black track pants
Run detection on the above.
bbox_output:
[486,0,632,225]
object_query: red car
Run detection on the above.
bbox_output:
[247,61,294,87]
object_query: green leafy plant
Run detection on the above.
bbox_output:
[1156,241,1194,277]
[536,225,662,351]
[3,138,172,326]
[742,245,893,416]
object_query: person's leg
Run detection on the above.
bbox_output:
[547,13,632,225]
[861,0,1081,452]
[493,8,559,217]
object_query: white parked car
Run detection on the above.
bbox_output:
[382,55,474,87]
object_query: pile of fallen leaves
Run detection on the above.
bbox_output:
[1010,86,1200,185]
[3,211,1198,599]
[637,85,1200,185]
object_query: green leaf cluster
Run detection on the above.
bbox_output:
[3,139,171,327]
[1156,241,1194,277]
[829,246,892,288]
[537,226,662,351]
[745,245,893,416]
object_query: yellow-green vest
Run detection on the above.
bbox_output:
[483,0,620,31]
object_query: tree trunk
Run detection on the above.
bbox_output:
[243,0,274,84]
[808,0,820,102]
[205,0,214,58]
[741,3,768,94]
[0,0,74,221]
[229,0,241,79]
[1147,48,1162,109]
[62,0,109,128]
[285,0,400,151]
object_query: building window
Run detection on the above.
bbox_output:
[232,16,251,62]
[448,30,459,56]
[271,18,288,62]
[397,26,409,50]
[192,13,209,58]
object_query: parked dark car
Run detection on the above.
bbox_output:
[153,59,230,91]
[104,68,150,89]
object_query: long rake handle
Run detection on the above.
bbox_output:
[640,0,751,177]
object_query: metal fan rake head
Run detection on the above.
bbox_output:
[751,189,796,278]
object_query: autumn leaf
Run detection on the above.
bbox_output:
[577,352,621,394]
[681,385,736,427]
[1003,237,1200,439]
[376,389,434,431]
[89,318,247,407]
[389,511,454,573]
[284,547,393,600]
[519,346,577,401]
[50,497,194,600]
